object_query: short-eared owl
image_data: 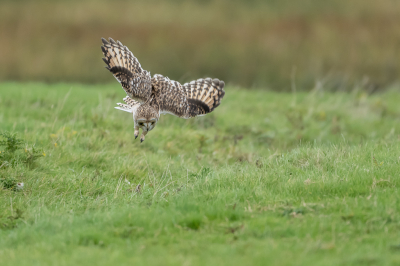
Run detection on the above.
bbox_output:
[101,37,225,142]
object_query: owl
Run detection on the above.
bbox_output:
[101,37,226,142]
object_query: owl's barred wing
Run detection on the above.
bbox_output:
[122,96,140,107]
[182,78,225,116]
[152,75,225,118]
[152,74,189,118]
[115,96,140,114]
[115,103,132,113]
[101,38,151,103]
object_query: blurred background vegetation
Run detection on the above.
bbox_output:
[1,0,400,91]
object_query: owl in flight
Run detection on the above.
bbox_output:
[101,37,225,142]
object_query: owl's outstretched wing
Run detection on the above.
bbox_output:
[152,74,225,118]
[101,38,151,103]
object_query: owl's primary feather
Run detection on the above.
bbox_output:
[101,37,226,142]
[101,38,152,103]
[183,77,225,117]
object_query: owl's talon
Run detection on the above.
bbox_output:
[134,128,139,140]
[140,131,147,143]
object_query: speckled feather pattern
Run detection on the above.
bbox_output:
[136,100,160,121]
[122,96,140,107]
[182,77,225,116]
[102,37,225,141]
[101,38,152,103]
[116,96,139,111]
[152,75,225,118]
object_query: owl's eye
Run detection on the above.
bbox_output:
[151,122,155,125]
[139,122,144,126]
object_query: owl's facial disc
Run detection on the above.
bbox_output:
[137,118,157,132]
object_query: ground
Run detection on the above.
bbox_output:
[1,82,400,265]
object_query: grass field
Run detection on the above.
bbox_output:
[1,82,400,265]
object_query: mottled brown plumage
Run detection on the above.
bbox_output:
[101,38,151,103]
[101,37,225,142]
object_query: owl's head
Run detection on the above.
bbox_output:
[136,117,157,132]
[134,104,159,142]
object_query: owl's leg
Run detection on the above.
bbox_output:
[134,126,139,139]
[140,130,148,143]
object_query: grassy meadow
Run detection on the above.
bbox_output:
[1,82,400,265]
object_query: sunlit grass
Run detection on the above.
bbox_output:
[1,83,400,265]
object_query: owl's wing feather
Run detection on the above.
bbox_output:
[152,74,188,118]
[115,104,132,113]
[152,75,225,118]
[101,38,151,103]
[182,77,225,117]
[115,96,141,114]
[122,96,140,107]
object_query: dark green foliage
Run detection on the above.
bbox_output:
[190,167,211,179]
[0,132,44,191]
[0,131,44,168]
[0,132,24,153]
[0,176,16,190]
[0,209,23,230]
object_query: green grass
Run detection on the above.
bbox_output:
[1,82,400,265]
